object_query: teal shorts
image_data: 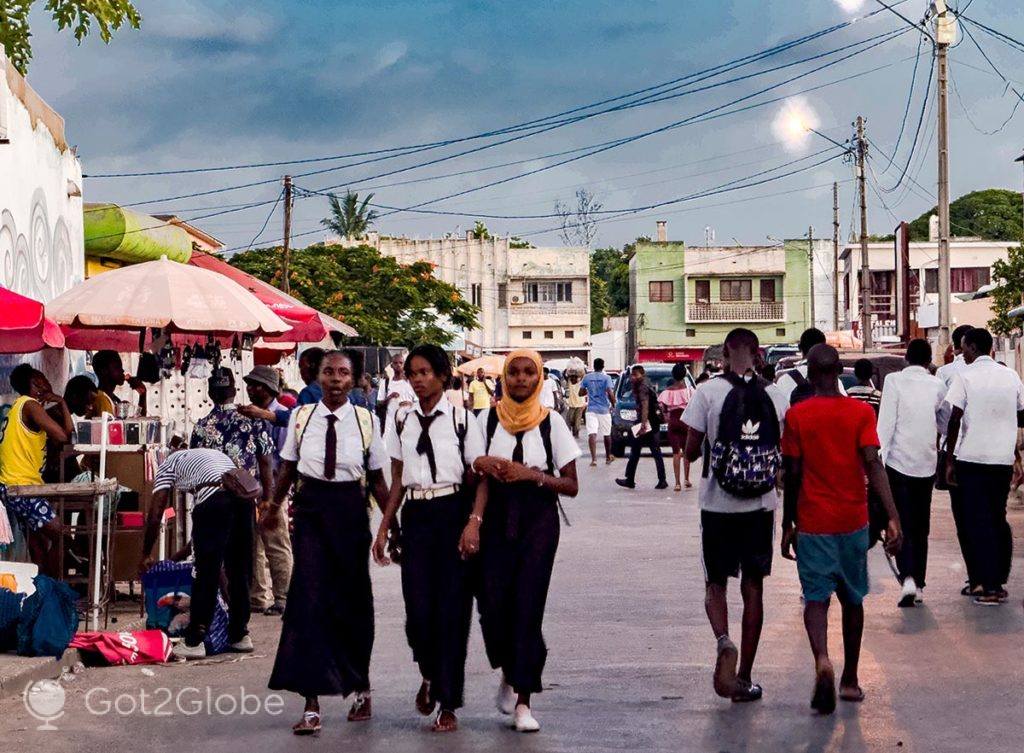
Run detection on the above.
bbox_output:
[796,526,869,605]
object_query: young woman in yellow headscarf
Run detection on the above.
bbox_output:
[471,349,580,733]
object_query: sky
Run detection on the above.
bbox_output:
[21,0,1024,252]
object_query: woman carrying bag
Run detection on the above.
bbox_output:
[472,349,581,733]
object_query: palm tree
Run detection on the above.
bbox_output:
[322,191,380,241]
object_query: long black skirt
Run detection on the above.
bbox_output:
[269,478,373,698]
[476,481,560,695]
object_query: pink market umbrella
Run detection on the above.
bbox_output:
[48,256,290,341]
[0,286,65,353]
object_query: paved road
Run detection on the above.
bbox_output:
[3,449,1023,752]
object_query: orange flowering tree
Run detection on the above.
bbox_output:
[230,243,478,347]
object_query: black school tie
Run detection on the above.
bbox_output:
[512,432,525,464]
[324,414,338,480]
[416,413,440,483]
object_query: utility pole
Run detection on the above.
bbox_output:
[935,1,956,351]
[833,182,840,332]
[808,226,816,328]
[856,116,872,350]
[282,175,293,294]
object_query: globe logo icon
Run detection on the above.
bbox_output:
[23,679,65,730]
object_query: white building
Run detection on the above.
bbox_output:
[839,219,1015,341]
[369,232,592,360]
[1,44,85,398]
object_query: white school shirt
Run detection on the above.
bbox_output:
[477,408,581,471]
[280,401,387,481]
[876,365,946,478]
[385,398,485,489]
[539,378,558,409]
[775,362,847,403]
[936,354,969,443]
[944,356,1024,467]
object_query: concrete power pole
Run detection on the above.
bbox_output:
[282,175,293,294]
[856,116,872,350]
[833,182,840,331]
[935,1,956,351]
[808,226,816,328]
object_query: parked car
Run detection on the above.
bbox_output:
[610,363,695,457]
[765,345,799,367]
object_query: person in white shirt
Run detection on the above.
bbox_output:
[264,350,390,734]
[775,328,847,404]
[876,339,946,607]
[377,351,418,430]
[471,349,581,733]
[539,367,559,410]
[373,344,487,733]
[944,328,1024,606]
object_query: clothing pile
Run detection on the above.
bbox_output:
[0,574,79,657]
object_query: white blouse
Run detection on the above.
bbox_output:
[477,409,581,471]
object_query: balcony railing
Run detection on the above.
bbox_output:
[686,301,785,322]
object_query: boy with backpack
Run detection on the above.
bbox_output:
[681,328,789,702]
[780,344,901,714]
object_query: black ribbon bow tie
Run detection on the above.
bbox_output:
[415,413,441,483]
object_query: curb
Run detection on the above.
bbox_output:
[0,616,147,701]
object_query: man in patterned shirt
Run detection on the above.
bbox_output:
[190,368,274,506]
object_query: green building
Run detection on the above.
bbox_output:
[627,237,812,366]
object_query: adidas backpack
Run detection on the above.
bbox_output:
[708,372,782,499]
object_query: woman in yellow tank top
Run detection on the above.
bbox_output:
[0,365,73,575]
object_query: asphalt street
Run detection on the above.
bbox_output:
[3,446,1023,753]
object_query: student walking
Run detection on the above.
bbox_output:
[616,365,667,490]
[944,328,1024,606]
[372,345,487,733]
[682,329,788,703]
[265,351,390,734]
[566,372,586,438]
[781,344,901,715]
[579,358,616,466]
[876,339,946,607]
[659,363,695,491]
[775,328,846,405]
[846,359,882,414]
[472,349,581,733]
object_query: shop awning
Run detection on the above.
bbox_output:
[84,203,192,264]
[187,252,358,341]
[0,286,65,353]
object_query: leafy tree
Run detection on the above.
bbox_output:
[591,246,630,315]
[321,191,379,241]
[470,221,492,240]
[1,0,140,75]
[590,274,610,333]
[231,244,478,347]
[908,189,1023,242]
[509,236,534,249]
[988,242,1024,336]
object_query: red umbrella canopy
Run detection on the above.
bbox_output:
[0,286,65,353]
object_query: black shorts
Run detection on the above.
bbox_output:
[700,509,775,586]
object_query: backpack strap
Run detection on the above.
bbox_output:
[485,408,500,453]
[293,404,317,453]
[452,406,469,470]
[353,406,373,474]
[538,415,555,475]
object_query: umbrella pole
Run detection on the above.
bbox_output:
[92,412,109,632]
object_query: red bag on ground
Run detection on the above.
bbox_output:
[70,629,172,665]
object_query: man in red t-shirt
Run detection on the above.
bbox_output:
[780,344,901,715]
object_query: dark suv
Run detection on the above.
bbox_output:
[610,363,695,457]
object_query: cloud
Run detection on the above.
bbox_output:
[373,41,409,74]
[142,0,275,46]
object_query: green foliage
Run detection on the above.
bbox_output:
[989,242,1024,336]
[591,246,630,316]
[230,244,479,347]
[470,221,491,240]
[908,189,1023,242]
[0,0,140,75]
[590,274,610,333]
[321,191,379,240]
[509,236,533,249]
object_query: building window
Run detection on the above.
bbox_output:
[951,267,991,293]
[471,283,482,307]
[544,330,554,339]
[924,268,938,294]
[685,328,696,337]
[760,279,777,302]
[526,281,573,303]
[720,279,752,301]
[522,330,532,340]
[564,330,574,339]
[497,283,507,308]
[695,279,711,303]
[648,281,674,303]
[776,328,786,337]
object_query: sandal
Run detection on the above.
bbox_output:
[839,685,865,703]
[713,637,738,698]
[674,483,682,492]
[416,680,436,716]
[811,663,836,715]
[292,711,321,736]
[731,679,763,703]
[431,709,458,732]
[348,694,372,722]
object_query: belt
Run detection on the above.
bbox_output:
[406,484,461,501]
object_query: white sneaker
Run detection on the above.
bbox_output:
[229,635,254,653]
[514,704,540,733]
[915,588,924,604]
[898,577,917,608]
[175,641,207,660]
[495,677,516,716]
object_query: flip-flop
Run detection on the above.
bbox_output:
[839,685,865,703]
[713,639,739,698]
[431,709,458,732]
[292,711,321,736]
[811,664,836,715]
[731,680,763,703]
[416,681,436,716]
